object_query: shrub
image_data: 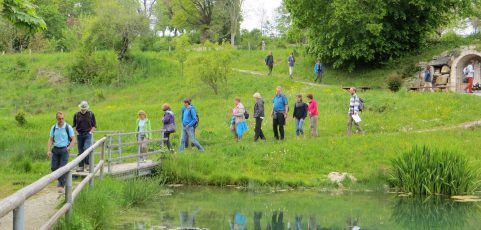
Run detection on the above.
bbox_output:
[122,178,159,207]
[15,110,27,126]
[389,146,480,195]
[68,51,119,85]
[387,75,403,92]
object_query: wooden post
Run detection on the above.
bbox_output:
[65,171,73,218]
[13,202,24,230]
[100,140,105,178]
[89,151,94,188]
[107,136,112,174]
[117,131,122,159]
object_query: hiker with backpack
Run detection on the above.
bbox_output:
[47,111,75,193]
[180,97,198,148]
[307,94,319,137]
[288,52,295,79]
[293,94,308,137]
[73,101,96,172]
[231,97,248,141]
[136,110,151,161]
[423,65,433,92]
[314,60,324,83]
[265,51,274,76]
[253,92,266,141]
[162,103,175,152]
[464,60,475,93]
[272,86,288,140]
[347,87,364,136]
[180,99,204,152]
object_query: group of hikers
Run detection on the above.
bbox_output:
[265,52,324,83]
[46,87,364,193]
[422,59,476,93]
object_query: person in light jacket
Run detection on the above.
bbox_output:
[232,97,248,141]
[136,110,152,161]
[253,92,266,141]
[307,94,318,137]
[162,103,175,152]
[314,60,324,83]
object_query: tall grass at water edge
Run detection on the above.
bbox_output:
[54,177,162,230]
[389,146,480,195]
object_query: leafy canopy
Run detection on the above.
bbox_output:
[285,0,480,70]
[1,0,46,31]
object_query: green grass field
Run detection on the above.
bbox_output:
[1,41,481,196]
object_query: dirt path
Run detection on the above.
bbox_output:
[416,119,481,133]
[0,186,59,230]
[234,68,328,87]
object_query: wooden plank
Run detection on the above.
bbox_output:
[72,160,159,178]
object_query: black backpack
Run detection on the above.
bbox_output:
[358,97,365,112]
[244,110,250,119]
[51,124,73,144]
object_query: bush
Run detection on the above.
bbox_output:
[122,178,159,207]
[387,75,403,92]
[389,146,480,195]
[68,51,119,85]
[15,110,27,126]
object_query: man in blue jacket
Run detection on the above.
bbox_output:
[314,60,324,83]
[180,99,204,152]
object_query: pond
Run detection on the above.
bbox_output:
[117,187,481,230]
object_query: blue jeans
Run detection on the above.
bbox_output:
[51,147,69,187]
[295,118,304,136]
[77,133,92,167]
[180,126,204,152]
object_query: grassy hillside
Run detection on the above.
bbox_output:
[1,39,481,195]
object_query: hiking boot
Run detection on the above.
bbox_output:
[76,167,84,172]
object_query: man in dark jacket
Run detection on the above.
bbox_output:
[253,92,266,141]
[73,101,96,172]
[293,94,308,137]
[265,51,274,76]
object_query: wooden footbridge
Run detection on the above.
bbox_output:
[0,130,169,230]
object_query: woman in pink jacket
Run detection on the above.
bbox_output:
[307,94,318,137]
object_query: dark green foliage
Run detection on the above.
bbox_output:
[1,0,47,31]
[389,146,480,195]
[15,110,27,126]
[68,51,119,85]
[387,75,403,92]
[285,0,479,70]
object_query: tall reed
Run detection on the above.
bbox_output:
[389,146,480,195]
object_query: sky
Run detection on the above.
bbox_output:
[241,0,282,31]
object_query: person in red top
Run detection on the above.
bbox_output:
[307,94,318,137]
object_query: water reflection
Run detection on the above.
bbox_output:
[391,196,480,230]
[117,187,481,230]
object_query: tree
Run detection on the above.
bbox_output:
[155,0,177,35]
[175,34,189,78]
[285,0,481,70]
[83,0,149,61]
[171,0,215,42]
[275,0,290,37]
[220,0,243,46]
[1,0,46,31]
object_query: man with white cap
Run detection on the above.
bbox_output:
[73,101,97,172]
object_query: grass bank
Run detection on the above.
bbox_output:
[1,39,481,195]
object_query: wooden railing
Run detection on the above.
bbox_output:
[0,137,107,230]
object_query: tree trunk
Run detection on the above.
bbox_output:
[231,32,236,47]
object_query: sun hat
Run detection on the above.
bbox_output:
[78,101,89,110]
[253,92,262,99]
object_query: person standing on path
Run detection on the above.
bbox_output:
[73,101,96,172]
[347,87,364,136]
[136,110,151,161]
[180,99,204,152]
[253,92,266,141]
[464,60,475,93]
[272,86,288,140]
[288,52,295,79]
[293,94,308,137]
[162,104,176,152]
[307,94,319,137]
[423,65,433,92]
[47,112,75,193]
[265,51,274,76]
[314,60,324,83]
[232,97,248,141]
[181,97,197,148]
